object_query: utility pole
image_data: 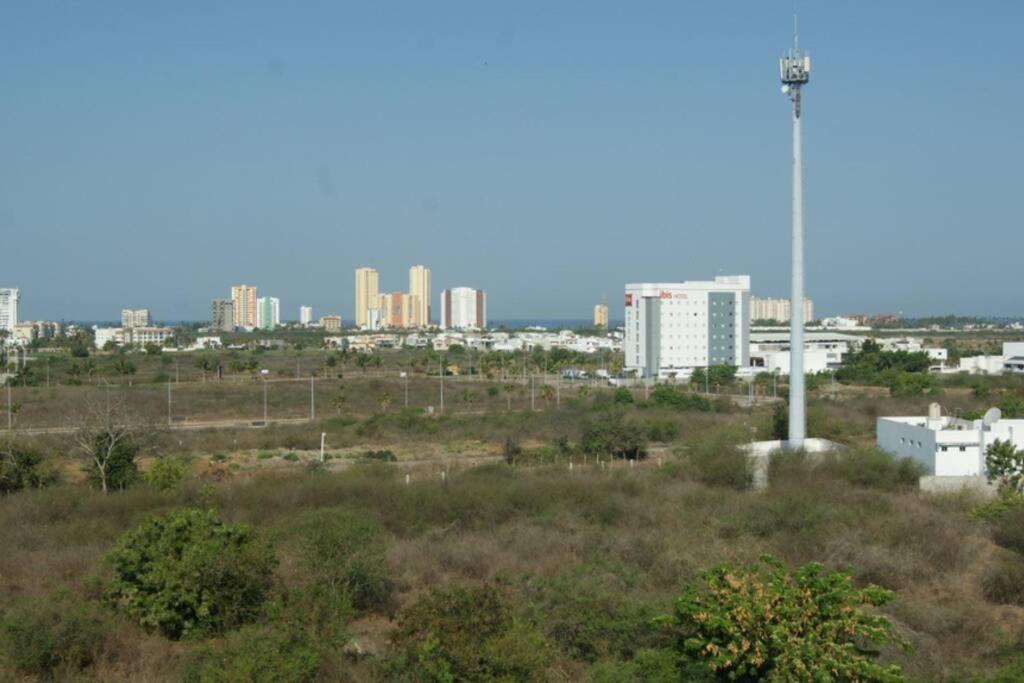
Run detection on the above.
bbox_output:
[310,376,315,421]
[167,380,172,426]
[780,26,811,448]
[439,357,444,413]
[263,379,268,423]
[530,376,535,411]
[402,371,409,408]
[6,381,11,431]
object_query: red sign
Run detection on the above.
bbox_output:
[625,293,633,306]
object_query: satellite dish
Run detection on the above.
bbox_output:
[781,85,790,94]
[983,407,1002,426]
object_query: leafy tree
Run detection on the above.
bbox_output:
[669,556,905,682]
[0,442,58,494]
[105,508,276,640]
[580,413,647,460]
[986,439,1024,495]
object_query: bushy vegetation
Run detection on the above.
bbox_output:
[2,382,1023,680]
[648,384,712,411]
[387,585,550,681]
[0,442,57,494]
[0,593,108,679]
[143,456,189,490]
[105,508,276,639]
[580,412,647,460]
[670,556,905,681]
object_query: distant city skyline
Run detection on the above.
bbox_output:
[2,3,1022,321]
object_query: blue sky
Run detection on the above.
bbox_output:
[2,1,1021,322]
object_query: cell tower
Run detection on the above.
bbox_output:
[780,26,810,448]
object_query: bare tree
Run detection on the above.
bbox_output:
[72,390,158,493]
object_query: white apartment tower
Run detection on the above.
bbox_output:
[408,265,431,328]
[121,308,151,329]
[0,288,20,333]
[441,287,486,330]
[300,305,313,326]
[624,276,751,379]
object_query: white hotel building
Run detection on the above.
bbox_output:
[625,275,751,379]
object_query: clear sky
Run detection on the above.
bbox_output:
[2,1,1021,322]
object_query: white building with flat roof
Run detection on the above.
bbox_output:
[625,276,750,379]
[441,287,486,330]
[300,306,313,326]
[121,308,151,329]
[878,404,1024,477]
[0,288,19,333]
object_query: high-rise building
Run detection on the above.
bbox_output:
[354,267,379,329]
[320,315,342,332]
[211,299,234,332]
[408,265,431,327]
[231,285,257,329]
[256,297,280,330]
[121,308,151,329]
[378,292,416,328]
[593,304,609,328]
[441,287,486,330]
[750,297,814,324]
[300,306,313,326]
[0,288,20,333]
[625,275,751,379]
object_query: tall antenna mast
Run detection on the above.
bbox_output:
[779,16,811,449]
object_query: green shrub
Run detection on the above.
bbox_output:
[257,451,275,460]
[0,442,58,495]
[105,508,276,640]
[144,456,189,490]
[646,418,680,443]
[0,593,108,678]
[389,584,550,681]
[589,649,691,683]
[669,556,905,682]
[283,452,299,462]
[211,452,228,463]
[361,449,397,462]
[186,624,320,683]
[971,492,1024,521]
[527,575,667,662]
[649,385,712,411]
[580,413,647,460]
[297,510,392,613]
[888,372,935,398]
[612,387,634,405]
[816,447,925,491]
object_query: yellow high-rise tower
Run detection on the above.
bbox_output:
[354,267,379,329]
[408,265,431,328]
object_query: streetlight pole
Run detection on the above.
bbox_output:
[310,375,315,421]
[263,379,268,423]
[167,380,172,427]
[439,357,444,414]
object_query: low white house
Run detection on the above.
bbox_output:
[877,404,1024,477]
